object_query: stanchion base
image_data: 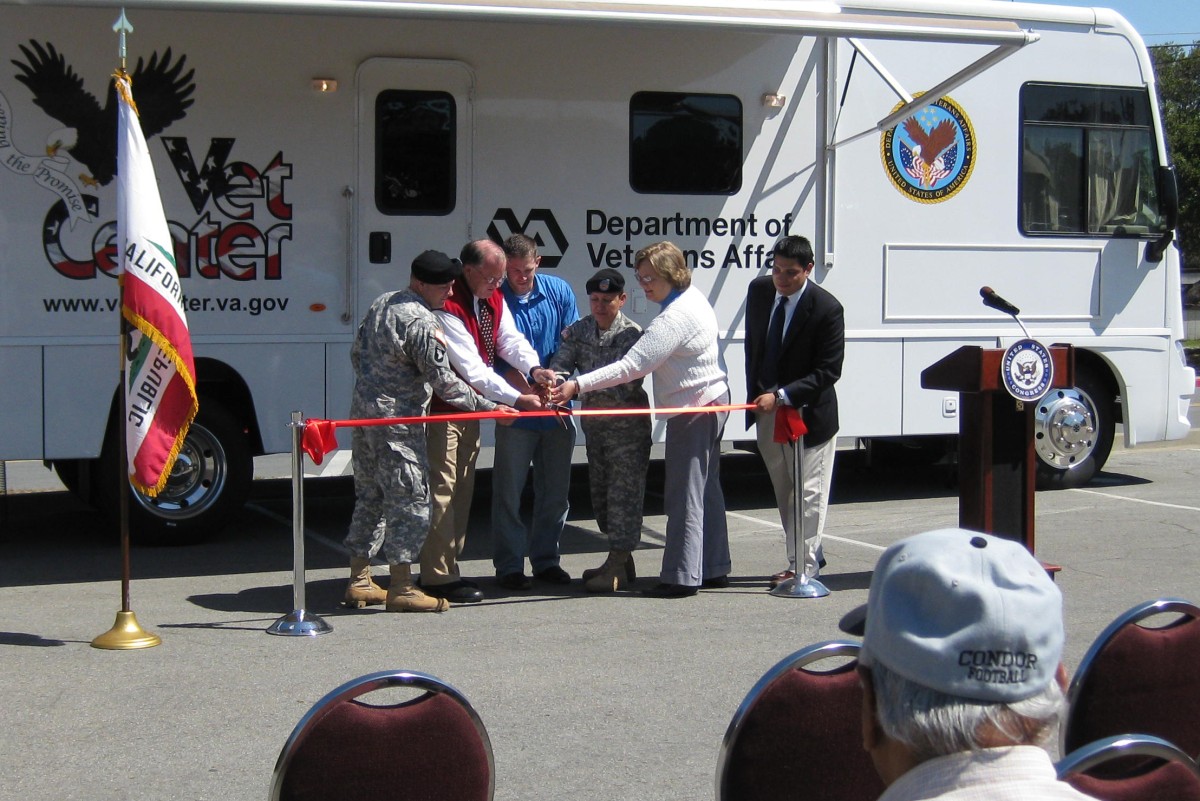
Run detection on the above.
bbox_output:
[769,576,830,599]
[267,609,333,637]
[92,610,162,650]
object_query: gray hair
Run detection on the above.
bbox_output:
[869,661,1064,761]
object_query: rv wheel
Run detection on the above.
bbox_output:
[97,398,253,545]
[1033,364,1115,489]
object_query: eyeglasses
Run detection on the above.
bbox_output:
[635,272,657,285]
[469,266,505,287]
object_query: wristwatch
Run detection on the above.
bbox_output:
[776,389,787,404]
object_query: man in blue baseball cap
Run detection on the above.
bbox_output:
[842,528,1096,800]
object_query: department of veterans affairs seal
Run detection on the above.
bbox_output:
[1002,339,1054,402]
[881,94,976,203]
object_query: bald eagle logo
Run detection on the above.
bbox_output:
[881,94,976,204]
[901,117,958,189]
[11,39,195,188]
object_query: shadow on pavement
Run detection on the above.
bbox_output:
[0,448,964,591]
[0,631,69,647]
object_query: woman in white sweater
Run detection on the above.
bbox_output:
[551,241,731,597]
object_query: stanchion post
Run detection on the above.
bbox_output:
[770,434,829,599]
[267,411,332,636]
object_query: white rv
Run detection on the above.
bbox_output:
[0,0,1193,540]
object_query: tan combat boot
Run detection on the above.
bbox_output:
[344,557,387,608]
[584,549,634,593]
[386,563,449,613]
[582,550,636,584]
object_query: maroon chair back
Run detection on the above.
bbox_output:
[270,670,493,801]
[716,641,885,801]
[1058,734,1200,801]
[1064,598,1200,776]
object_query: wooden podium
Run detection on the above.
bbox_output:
[921,344,1074,557]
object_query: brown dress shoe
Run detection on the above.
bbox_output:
[769,569,796,588]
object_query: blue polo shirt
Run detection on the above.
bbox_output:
[500,272,580,430]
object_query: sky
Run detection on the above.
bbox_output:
[1039,0,1200,47]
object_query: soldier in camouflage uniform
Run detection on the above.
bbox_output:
[345,250,516,612]
[539,268,652,592]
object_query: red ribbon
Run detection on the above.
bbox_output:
[772,404,808,444]
[299,403,755,464]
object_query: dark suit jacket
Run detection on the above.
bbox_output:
[744,274,845,446]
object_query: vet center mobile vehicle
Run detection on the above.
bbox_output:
[0,0,1192,540]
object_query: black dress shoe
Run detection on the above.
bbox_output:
[642,582,699,598]
[533,565,572,585]
[497,572,532,590]
[701,576,729,589]
[422,580,484,603]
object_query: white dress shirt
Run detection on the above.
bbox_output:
[437,298,541,406]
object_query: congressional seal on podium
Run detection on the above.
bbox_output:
[1001,339,1055,402]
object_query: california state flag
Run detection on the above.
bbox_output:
[116,71,198,497]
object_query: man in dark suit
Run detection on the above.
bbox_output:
[745,235,844,588]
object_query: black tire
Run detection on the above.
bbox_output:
[97,398,253,545]
[866,436,951,468]
[51,458,92,498]
[1034,363,1115,489]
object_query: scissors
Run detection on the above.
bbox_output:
[546,401,572,428]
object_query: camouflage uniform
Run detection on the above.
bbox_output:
[548,312,651,551]
[345,289,497,564]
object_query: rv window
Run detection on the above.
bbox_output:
[1020,83,1163,238]
[375,90,456,215]
[629,92,742,195]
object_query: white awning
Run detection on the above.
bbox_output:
[18,0,1038,47]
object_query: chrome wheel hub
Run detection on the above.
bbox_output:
[1034,388,1098,469]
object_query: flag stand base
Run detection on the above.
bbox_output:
[267,609,333,637]
[92,610,162,650]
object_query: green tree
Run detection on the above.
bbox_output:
[1152,43,1200,274]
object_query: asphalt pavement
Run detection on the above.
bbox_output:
[1,418,1198,801]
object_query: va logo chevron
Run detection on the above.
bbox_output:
[488,208,568,268]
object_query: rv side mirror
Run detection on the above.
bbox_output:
[1157,165,1179,231]
[1146,165,1178,264]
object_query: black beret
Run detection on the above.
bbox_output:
[586,268,625,294]
[411,250,462,284]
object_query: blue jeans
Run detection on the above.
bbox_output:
[491,421,576,575]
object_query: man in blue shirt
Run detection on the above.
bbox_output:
[492,234,580,589]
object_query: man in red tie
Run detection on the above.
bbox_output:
[744,235,845,589]
[420,239,545,603]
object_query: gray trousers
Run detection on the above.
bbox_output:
[660,395,731,586]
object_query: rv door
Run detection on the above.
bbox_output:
[356,58,474,314]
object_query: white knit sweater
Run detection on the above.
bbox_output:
[574,285,728,416]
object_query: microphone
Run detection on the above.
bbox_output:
[980,286,1021,317]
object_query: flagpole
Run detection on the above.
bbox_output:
[120,301,132,614]
[93,9,162,650]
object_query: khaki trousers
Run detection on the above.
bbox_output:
[756,411,835,578]
[419,418,481,586]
